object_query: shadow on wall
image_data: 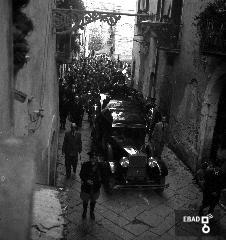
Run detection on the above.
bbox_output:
[198,71,226,165]
[48,130,58,186]
[168,136,198,173]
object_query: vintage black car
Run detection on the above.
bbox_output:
[97,99,169,193]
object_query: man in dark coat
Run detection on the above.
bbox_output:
[199,159,224,215]
[148,104,162,140]
[62,123,82,178]
[69,98,84,128]
[80,151,102,220]
[59,85,68,130]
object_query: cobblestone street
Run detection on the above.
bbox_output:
[56,115,226,240]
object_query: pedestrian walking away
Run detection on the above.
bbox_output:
[80,151,102,220]
[62,123,82,179]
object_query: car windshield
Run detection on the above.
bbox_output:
[112,126,146,145]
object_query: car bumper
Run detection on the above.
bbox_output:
[112,183,169,190]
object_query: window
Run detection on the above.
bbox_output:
[138,0,150,13]
[171,0,183,24]
[155,0,183,23]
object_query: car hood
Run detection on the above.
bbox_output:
[111,136,142,156]
[111,111,146,125]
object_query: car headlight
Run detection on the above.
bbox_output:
[109,162,116,173]
[148,157,159,168]
[119,157,129,167]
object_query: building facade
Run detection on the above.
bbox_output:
[14,0,59,185]
[0,0,59,186]
[132,0,226,171]
[0,0,60,238]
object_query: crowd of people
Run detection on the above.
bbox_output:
[59,56,133,130]
[60,55,226,221]
[60,56,136,220]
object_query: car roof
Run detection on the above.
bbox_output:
[106,100,142,112]
[104,100,145,126]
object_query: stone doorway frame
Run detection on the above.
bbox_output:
[198,66,226,165]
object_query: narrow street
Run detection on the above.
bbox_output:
[1,1,226,240]
[56,115,226,240]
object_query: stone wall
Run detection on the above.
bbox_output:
[132,0,226,171]
[14,0,59,185]
[156,0,226,171]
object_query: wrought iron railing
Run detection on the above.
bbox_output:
[199,20,226,55]
[138,13,181,52]
[194,0,226,56]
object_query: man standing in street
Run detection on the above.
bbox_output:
[199,159,224,215]
[151,116,169,159]
[62,123,82,179]
[80,151,102,220]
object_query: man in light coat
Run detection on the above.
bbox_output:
[151,116,169,159]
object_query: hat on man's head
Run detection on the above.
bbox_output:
[71,122,78,129]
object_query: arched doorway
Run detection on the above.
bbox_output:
[198,73,226,165]
[211,79,226,160]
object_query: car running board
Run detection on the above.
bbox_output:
[113,183,169,190]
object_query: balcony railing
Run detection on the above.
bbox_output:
[194,0,226,56]
[199,21,226,56]
[138,13,181,53]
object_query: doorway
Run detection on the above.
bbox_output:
[211,81,226,160]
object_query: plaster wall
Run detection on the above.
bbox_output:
[142,37,157,98]
[14,0,59,185]
[132,23,154,93]
[132,28,143,89]
[0,0,13,136]
[132,32,158,97]
[155,50,174,116]
[0,136,39,240]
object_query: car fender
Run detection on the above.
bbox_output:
[157,159,168,176]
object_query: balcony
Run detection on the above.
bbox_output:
[195,0,226,56]
[199,21,226,56]
[138,14,181,53]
